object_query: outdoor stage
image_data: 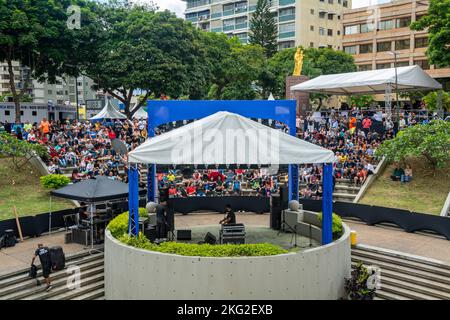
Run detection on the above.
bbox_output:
[173,213,320,250]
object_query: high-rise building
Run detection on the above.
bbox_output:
[183,0,352,50]
[342,0,450,90]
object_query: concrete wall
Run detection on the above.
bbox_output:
[105,222,351,300]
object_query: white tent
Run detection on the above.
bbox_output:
[132,107,148,119]
[90,99,127,120]
[290,65,442,95]
[128,111,334,165]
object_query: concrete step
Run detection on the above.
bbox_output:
[25,272,104,301]
[70,287,105,300]
[353,245,450,271]
[351,249,450,278]
[47,281,104,300]
[381,277,450,299]
[334,185,360,193]
[369,265,450,294]
[0,253,103,292]
[351,256,450,286]
[377,283,441,300]
[0,250,94,281]
[2,265,104,300]
[375,289,412,300]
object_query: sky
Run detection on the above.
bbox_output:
[149,0,393,17]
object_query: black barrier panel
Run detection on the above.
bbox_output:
[299,199,450,240]
[169,196,270,214]
[0,218,18,239]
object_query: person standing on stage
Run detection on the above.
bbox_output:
[156,200,168,241]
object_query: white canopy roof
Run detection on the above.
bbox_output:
[291,65,442,95]
[128,111,334,165]
[90,100,127,120]
[132,107,148,119]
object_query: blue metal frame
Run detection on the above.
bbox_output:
[321,163,333,245]
[128,165,139,236]
[127,100,332,244]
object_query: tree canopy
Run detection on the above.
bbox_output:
[249,0,278,58]
[0,0,98,122]
[410,0,450,68]
[375,120,450,168]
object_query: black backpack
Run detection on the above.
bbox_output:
[29,265,38,279]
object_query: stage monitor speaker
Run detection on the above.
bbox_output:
[270,207,282,230]
[204,232,216,245]
[144,225,157,243]
[280,186,289,209]
[177,229,192,241]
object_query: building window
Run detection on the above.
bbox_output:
[358,64,372,71]
[319,27,325,36]
[279,22,295,33]
[327,29,333,36]
[415,37,428,48]
[328,0,333,3]
[343,0,348,7]
[360,23,374,33]
[223,18,234,27]
[328,14,333,20]
[310,25,314,31]
[20,111,24,116]
[47,90,52,95]
[319,12,326,19]
[344,25,359,35]
[310,42,314,48]
[235,16,247,24]
[310,9,314,15]
[278,41,295,50]
[5,110,10,116]
[378,20,394,31]
[344,45,357,55]
[416,14,427,22]
[396,61,410,67]
[376,63,391,69]
[32,111,37,116]
[223,3,234,12]
[337,30,340,35]
[377,41,392,52]
[359,43,373,54]
[395,39,410,50]
[414,60,430,70]
[396,16,411,28]
[279,7,295,16]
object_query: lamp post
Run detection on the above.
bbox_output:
[388,51,400,131]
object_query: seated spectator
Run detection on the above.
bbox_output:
[48,161,61,174]
[390,163,404,181]
[401,165,413,183]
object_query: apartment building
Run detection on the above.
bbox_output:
[342,0,450,90]
[183,0,352,50]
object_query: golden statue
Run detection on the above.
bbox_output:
[293,48,304,76]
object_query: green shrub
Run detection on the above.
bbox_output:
[117,233,288,257]
[318,212,343,240]
[107,208,148,238]
[40,174,71,189]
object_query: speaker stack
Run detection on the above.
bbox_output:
[270,195,282,230]
[204,232,217,245]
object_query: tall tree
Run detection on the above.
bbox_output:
[82,3,206,117]
[0,0,98,122]
[410,0,450,68]
[249,0,278,58]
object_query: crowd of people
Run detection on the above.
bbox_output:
[1,105,435,200]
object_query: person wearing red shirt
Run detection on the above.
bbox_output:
[186,185,196,196]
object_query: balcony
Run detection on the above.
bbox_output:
[223,24,235,31]
[211,12,222,19]
[278,14,295,22]
[223,9,234,16]
[278,31,295,39]
[211,27,223,32]
[279,0,295,6]
[186,16,198,22]
[235,22,248,30]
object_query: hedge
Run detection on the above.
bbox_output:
[108,209,288,257]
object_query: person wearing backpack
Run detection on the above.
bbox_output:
[31,243,53,291]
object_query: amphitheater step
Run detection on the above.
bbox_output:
[351,245,450,300]
[0,251,104,301]
[70,287,105,300]
[47,281,105,300]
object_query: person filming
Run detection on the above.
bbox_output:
[220,204,236,225]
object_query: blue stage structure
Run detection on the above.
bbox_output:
[127,100,333,245]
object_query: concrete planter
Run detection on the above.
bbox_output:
[105,223,351,300]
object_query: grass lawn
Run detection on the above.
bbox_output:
[0,157,74,221]
[360,158,450,215]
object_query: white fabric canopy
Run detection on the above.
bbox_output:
[128,111,334,165]
[132,107,148,119]
[291,65,442,95]
[90,100,127,120]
